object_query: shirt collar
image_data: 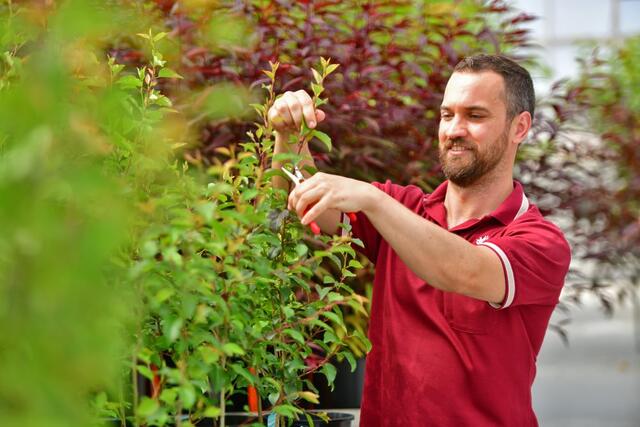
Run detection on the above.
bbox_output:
[423,180,529,229]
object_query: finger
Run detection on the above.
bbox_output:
[287,188,298,211]
[283,93,303,130]
[293,186,325,219]
[316,109,325,123]
[271,98,295,131]
[294,90,317,128]
[301,197,332,226]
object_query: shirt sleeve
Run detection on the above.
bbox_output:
[478,216,571,309]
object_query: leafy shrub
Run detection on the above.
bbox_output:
[124,58,369,425]
[517,37,640,313]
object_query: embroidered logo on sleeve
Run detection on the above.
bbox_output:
[475,235,489,245]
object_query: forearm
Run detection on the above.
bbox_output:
[362,191,504,302]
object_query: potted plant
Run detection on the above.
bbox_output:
[96,33,370,426]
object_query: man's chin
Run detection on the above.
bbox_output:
[443,167,481,187]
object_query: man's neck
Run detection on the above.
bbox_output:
[444,172,514,230]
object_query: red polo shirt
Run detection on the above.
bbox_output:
[352,180,571,427]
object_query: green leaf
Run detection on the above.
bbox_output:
[296,391,319,404]
[321,363,337,385]
[160,388,178,404]
[273,152,304,164]
[116,75,142,89]
[222,342,245,356]
[240,188,259,202]
[295,243,308,257]
[179,386,196,409]
[342,269,356,278]
[268,392,279,406]
[154,288,174,304]
[284,328,305,345]
[153,31,168,42]
[316,286,331,301]
[152,53,166,67]
[167,318,182,342]
[137,365,154,381]
[231,363,255,385]
[312,130,332,152]
[342,351,357,372]
[325,63,340,75]
[204,406,222,418]
[354,329,372,353]
[137,397,158,417]
[311,82,323,97]
[327,292,343,303]
[323,330,339,344]
[311,68,322,84]
[323,275,336,285]
[154,94,173,107]
[331,244,355,257]
[322,311,345,332]
[348,259,363,269]
[351,238,365,248]
[273,404,303,418]
[309,318,333,333]
[158,68,183,79]
[315,97,328,107]
[283,306,295,319]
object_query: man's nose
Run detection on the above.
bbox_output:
[444,117,468,140]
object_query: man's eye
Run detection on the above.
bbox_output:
[441,112,452,119]
[469,114,485,119]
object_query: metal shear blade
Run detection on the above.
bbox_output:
[281,166,303,186]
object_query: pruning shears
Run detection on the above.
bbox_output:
[281,166,357,235]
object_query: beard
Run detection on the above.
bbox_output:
[439,130,509,187]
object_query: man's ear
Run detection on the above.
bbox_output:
[512,111,532,145]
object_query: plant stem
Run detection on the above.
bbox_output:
[119,379,126,427]
[131,350,140,427]
[220,387,226,427]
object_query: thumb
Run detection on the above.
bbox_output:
[315,109,326,123]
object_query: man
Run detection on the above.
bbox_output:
[268,54,571,426]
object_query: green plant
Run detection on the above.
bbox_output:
[119,56,369,427]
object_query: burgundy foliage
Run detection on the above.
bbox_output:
[114,0,537,190]
[518,47,640,315]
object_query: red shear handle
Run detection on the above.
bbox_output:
[346,212,357,222]
[302,207,321,235]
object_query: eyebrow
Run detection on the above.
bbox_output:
[440,105,491,114]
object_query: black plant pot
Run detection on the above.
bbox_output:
[108,411,355,427]
[315,358,365,409]
[290,411,354,427]
[195,411,354,427]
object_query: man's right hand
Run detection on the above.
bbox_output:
[267,90,326,135]
[268,90,341,234]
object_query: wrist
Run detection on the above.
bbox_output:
[361,183,385,216]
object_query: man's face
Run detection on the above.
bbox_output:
[438,71,512,187]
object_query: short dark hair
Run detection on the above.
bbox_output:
[453,54,535,120]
